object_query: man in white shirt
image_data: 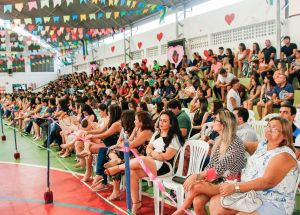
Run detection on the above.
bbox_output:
[227,79,241,112]
[213,68,234,102]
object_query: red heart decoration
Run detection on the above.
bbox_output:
[111,46,115,53]
[203,50,209,58]
[157,32,163,41]
[225,13,235,25]
[138,42,142,49]
[28,24,35,32]
[120,63,125,68]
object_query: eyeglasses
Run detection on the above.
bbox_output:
[266,126,281,133]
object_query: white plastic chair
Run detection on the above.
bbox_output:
[159,140,209,213]
[137,146,182,215]
[249,121,268,141]
[293,161,300,197]
[247,110,255,123]
[261,113,279,122]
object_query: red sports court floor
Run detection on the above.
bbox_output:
[0,162,176,215]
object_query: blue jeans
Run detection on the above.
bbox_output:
[96,147,109,185]
[25,119,33,133]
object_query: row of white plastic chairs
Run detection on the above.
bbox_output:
[135,139,300,215]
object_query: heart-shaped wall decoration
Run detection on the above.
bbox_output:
[225,13,235,25]
[157,32,163,41]
[138,42,142,49]
[120,63,125,68]
[111,46,115,52]
[167,45,184,67]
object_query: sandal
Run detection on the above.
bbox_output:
[93,183,108,192]
[77,150,91,158]
[92,175,103,187]
[103,158,122,169]
[132,201,142,215]
[104,165,122,176]
[107,192,122,201]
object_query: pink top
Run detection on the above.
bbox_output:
[211,62,222,73]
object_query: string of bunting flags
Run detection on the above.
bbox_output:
[2,0,166,16]
[9,7,164,24]
[0,55,54,71]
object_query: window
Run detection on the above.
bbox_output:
[211,20,276,45]
[189,35,209,50]
[131,50,143,61]
[31,55,54,72]
[161,44,168,55]
[146,46,158,58]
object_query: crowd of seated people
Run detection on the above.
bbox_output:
[1,36,300,215]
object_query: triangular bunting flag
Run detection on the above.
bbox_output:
[114,12,120,19]
[40,0,49,8]
[131,1,137,8]
[127,0,131,7]
[114,0,119,5]
[15,3,23,12]
[44,17,51,23]
[72,14,78,21]
[53,0,62,7]
[37,26,44,32]
[45,26,50,32]
[35,17,43,24]
[78,28,84,34]
[121,10,127,16]
[4,4,12,13]
[80,0,87,4]
[101,0,106,4]
[72,28,77,34]
[59,27,65,33]
[92,0,98,3]
[97,12,104,19]
[143,8,148,14]
[138,2,145,8]
[89,13,96,20]
[80,14,87,21]
[108,0,113,6]
[66,0,73,6]
[28,1,38,11]
[13,19,21,25]
[24,18,33,25]
[63,15,70,22]
[120,0,126,6]
[106,12,112,19]
[53,16,60,23]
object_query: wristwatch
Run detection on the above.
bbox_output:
[234,183,241,193]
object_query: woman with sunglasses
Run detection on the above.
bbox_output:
[209,117,299,215]
[172,109,246,215]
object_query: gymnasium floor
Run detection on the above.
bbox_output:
[1,121,300,215]
[0,123,177,215]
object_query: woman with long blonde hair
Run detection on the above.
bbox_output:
[172,109,246,215]
[210,117,298,215]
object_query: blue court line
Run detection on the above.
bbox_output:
[0,197,121,215]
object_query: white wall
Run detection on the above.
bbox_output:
[60,0,279,73]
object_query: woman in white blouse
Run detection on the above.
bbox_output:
[104,110,184,214]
